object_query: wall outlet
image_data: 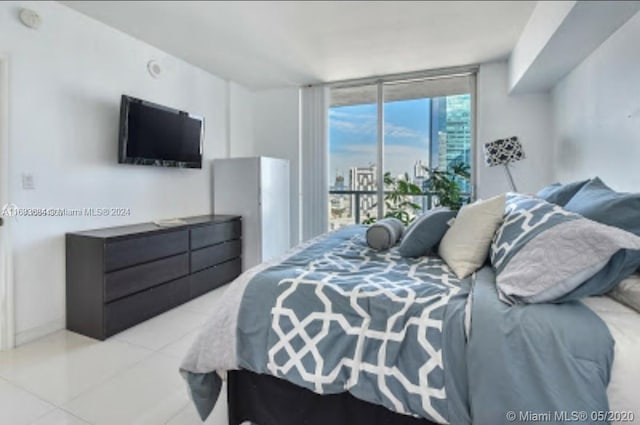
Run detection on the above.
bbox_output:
[22,173,35,190]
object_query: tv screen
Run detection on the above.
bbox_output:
[118,95,203,168]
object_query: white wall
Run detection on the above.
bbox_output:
[228,82,254,157]
[551,10,640,192]
[509,1,576,92]
[509,1,640,94]
[476,61,554,198]
[252,88,301,246]
[223,87,300,247]
[0,1,252,344]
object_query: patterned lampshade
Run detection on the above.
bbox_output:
[483,136,525,167]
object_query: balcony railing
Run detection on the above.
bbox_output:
[329,190,470,225]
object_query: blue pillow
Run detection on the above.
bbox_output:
[564,177,640,237]
[398,208,457,257]
[536,179,589,206]
[491,194,640,304]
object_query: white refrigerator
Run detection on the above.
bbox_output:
[213,157,290,270]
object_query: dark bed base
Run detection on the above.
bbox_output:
[227,370,440,425]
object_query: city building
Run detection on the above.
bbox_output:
[349,164,377,216]
[330,174,350,229]
[430,94,472,193]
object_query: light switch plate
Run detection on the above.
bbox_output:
[22,173,35,190]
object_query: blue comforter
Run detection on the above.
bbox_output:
[182,226,614,424]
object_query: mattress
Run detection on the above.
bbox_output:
[583,292,640,424]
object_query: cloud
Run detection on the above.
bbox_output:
[329,109,374,120]
[330,118,376,135]
[330,112,423,140]
[385,145,428,155]
[329,105,432,184]
[330,143,428,159]
[330,143,376,158]
[385,123,421,139]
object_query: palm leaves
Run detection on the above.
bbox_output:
[362,172,423,225]
[421,163,470,211]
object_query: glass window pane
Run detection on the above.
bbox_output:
[431,94,472,194]
[329,85,379,230]
[328,77,473,231]
[383,80,472,219]
[382,86,431,222]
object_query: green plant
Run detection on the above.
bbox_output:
[362,172,423,226]
[421,163,470,211]
[361,163,470,226]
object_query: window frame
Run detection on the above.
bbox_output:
[328,68,477,226]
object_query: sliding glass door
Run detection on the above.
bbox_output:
[328,72,475,230]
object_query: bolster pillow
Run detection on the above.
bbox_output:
[366,218,404,250]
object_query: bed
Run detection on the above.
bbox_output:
[180,224,637,425]
[225,293,640,425]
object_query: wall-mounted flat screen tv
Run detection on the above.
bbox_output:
[118,95,203,169]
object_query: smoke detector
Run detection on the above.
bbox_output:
[19,8,42,30]
[147,60,162,79]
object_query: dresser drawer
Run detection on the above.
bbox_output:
[104,253,189,302]
[104,230,188,271]
[190,258,242,298]
[190,220,241,250]
[191,240,242,273]
[104,276,190,337]
[67,215,241,341]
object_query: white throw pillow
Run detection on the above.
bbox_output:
[438,194,506,278]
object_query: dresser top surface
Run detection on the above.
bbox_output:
[68,215,241,239]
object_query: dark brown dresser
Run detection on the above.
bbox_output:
[66,215,241,340]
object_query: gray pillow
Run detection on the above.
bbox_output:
[564,177,640,236]
[398,208,457,258]
[536,179,589,206]
[491,194,640,304]
[366,218,404,250]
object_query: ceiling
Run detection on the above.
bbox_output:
[61,1,536,90]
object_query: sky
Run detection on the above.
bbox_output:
[329,98,431,185]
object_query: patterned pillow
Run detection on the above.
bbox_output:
[491,194,640,304]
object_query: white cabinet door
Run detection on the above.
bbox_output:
[214,157,290,270]
[260,158,290,263]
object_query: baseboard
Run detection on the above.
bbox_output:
[15,317,65,346]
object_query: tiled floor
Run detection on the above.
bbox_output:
[0,287,230,425]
